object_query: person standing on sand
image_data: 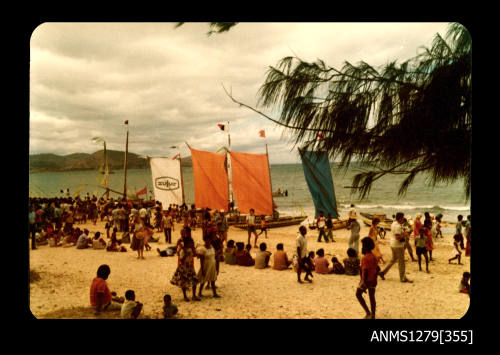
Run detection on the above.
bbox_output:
[465,215,471,257]
[29,205,37,250]
[296,225,312,283]
[316,211,328,242]
[246,208,259,247]
[346,211,361,253]
[325,213,335,242]
[130,215,146,259]
[402,217,416,262]
[356,237,379,319]
[424,219,435,261]
[162,210,174,244]
[196,234,221,298]
[379,212,413,283]
[368,218,385,264]
[171,236,200,302]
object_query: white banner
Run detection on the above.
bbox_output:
[150,157,183,208]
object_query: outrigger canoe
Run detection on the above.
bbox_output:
[359,212,394,230]
[306,217,350,231]
[233,216,306,229]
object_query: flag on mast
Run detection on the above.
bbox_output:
[136,186,147,196]
[259,129,266,138]
[217,123,225,131]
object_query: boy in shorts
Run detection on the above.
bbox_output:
[356,237,379,319]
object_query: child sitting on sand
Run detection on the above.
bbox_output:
[314,249,331,274]
[255,242,272,269]
[459,272,470,296]
[329,257,345,274]
[343,248,361,276]
[272,243,292,270]
[120,290,143,319]
[92,232,107,249]
[163,294,178,319]
[224,240,237,265]
[449,234,463,265]
[236,243,255,266]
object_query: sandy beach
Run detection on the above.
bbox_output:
[29,219,470,319]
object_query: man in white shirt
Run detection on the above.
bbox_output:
[379,212,412,283]
[296,225,312,283]
[316,211,328,242]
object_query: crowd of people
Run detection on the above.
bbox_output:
[30,195,471,319]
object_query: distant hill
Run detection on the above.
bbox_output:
[29,150,192,173]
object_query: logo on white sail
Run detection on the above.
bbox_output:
[155,176,179,191]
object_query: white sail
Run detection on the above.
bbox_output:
[150,157,184,207]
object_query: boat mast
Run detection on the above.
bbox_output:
[227,120,233,212]
[104,141,109,200]
[123,120,129,200]
[265,138,275,215]
[177,147,185,205]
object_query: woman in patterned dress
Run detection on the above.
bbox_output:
[170,236,200,302]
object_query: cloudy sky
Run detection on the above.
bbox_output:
[30,22,449,164]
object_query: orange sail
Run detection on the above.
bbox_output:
[229,151,273,215]
[190,147,229,211]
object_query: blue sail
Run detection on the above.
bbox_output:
[299,149,338,219]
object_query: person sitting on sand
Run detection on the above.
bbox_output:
[356,237,379,319]
[314,248,331,274]
[76,229,92,249]
[120,290,143,319]
[90,264,123,315]
[415,227,430,273]
[224,240,237,265]
[255,242,272,269]
[343,248,361,276]
[236,243,255,267]
[449,234,463,265]
[163,294,178,319]
[459,272,470,297]
[272,243,292,270]
[92,232,107,250]
[329,257,345,274]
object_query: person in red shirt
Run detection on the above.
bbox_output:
[356,237,380,319]
[90,264,123,315]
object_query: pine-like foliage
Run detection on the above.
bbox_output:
[257,23,471,200]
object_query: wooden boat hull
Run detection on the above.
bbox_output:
[359,212,393,230]
[232,216,306,229]
[308,218,350,231]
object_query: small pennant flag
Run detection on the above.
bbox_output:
[136,186,147,196]
[259,129,266,138]
[217,123,225,131]
[172,153,180,160]
[317,133,323,139]
[124,120,129,125]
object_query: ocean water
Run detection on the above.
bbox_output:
[29,164,470,222]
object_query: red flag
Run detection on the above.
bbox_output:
[172,153,180,160]
[124,120,129,125]
[259,129,265,138]
[217,123,225,131]
[136,186,147,196]
[317,133,323,139]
